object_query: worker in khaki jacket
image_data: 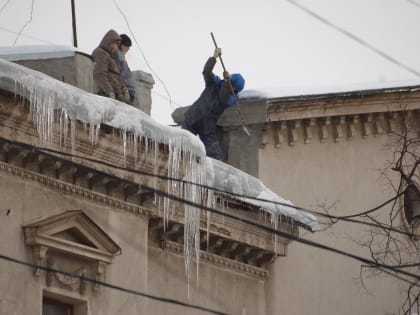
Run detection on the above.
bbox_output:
[92,30,129,102]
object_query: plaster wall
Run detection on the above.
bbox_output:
[147,246,266,315]
[259,122,405,315]
[0,168,268,315]
[0,172,148,315]
[15,53,95,93]
[13,54,155,115]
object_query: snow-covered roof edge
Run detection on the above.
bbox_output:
[0,45,78,61]
[239,80,420,102]
[0,58,205,156]
[206,158,318,231]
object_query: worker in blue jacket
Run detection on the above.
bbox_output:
[182,48,245,161]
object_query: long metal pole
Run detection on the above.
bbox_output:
[71,0,78,47]
[210,32,250,136]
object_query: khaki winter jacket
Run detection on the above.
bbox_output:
[92,30,122,96]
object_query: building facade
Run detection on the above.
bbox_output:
[0,52,309,315]
[217,85,420,314]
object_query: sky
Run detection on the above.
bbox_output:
[0,0,419,125]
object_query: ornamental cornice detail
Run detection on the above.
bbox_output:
[0,161,149,218]
[267,91,420,122]
[261,109,419,147]
[161,240,269,279]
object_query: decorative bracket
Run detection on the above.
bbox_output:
[333,116,346,142]
[32,245,48,277]
[273,122,286,148]
[319,117,330,143]
[304,118,316,144]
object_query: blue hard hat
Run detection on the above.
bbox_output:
[231,73,245,92]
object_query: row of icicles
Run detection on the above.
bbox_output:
[18,84,287,301]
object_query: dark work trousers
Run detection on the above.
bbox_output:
[182,119,224,161]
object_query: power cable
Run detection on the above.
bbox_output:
[112,0,176,111]
[284,0,420,78]
[0,254,227,315]
[36,147,419,236]
[0,138,418,281]
[0,0,11,16]
[406,0,420,8]
[0,135,415,238]
[152,89,183,108]
[0,26,55,45]
[13,0,35,46]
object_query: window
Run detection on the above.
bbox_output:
[42,297,73,315]
[42,292,87,315]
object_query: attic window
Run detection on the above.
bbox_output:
[404,183,420,229]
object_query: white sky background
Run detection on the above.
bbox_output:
[0,0,419,126]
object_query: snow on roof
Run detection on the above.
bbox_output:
[0,45,76,61]
[239,80,420,101]
[0,58,204,156]
[208,159,317,229]
[0,58,317,230]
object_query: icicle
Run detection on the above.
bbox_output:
[62,111,69,147]
[122,129,127,165]
[163,141,173,230]
[271,213,278,255]
[70,119,76,149]
[59,109,64,147]
[134,135,138,158]
[153,140,159,205]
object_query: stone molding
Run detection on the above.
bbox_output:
[161,240,269,279]
[47,260,87,295]
[262,110,420,147]
[0,161,150,218]
[267,90,420,121]
[0,152,289,272]
[23,210,121,294]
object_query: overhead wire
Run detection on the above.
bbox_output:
[0,135,415,238]
[0,254,227,315]
[0,137,419,281]
[284,0,420,78]
[152,89,183,108]
[13,0,35,46]
[406,0,420,8]
[0,0,11,16]
[0,26,55,45]
[112,0,176,111]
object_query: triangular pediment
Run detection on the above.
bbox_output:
[53,227,97,248]
[23,210,121,263]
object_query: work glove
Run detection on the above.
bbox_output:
[108,91,116,99]
[223,71,231,81]
[213,47,222,59]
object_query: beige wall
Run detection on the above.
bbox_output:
[0,168,267,315]
[260,122,405,315]
[147,247,266,315]
[16,54,95,93]
[0,172,148,314]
